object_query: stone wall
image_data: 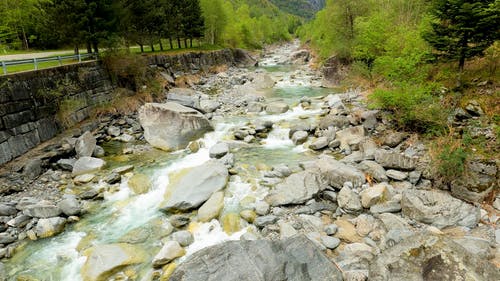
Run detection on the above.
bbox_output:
[0,62,115,165]
[0,49,256,165]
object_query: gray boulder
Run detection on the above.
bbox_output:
[291,131,308,145]
[369,233,500,281]
[309,137,329,150]
[266,102,289,114]
[75,131,97,158]
[199,99,221,113]
[401,190,480,229]
[171,230,194,246]
[166,88,200,109]
[57,196,81,216]
[265,171,323,206]
[169,235,342,281]
[374,150,417,170]
[161,160,228,212]
[0,203,17,216]
[316,156,366,188]
[450,160,498,203]
[23,203,62,218]
[357,160,388,182]
[139,102,213,151]
[72,157,106,176]
[338,186,363,213]
[152,241,185,267]
[336,126,365,150]
[209,142,229,159]
[35,217,67,238]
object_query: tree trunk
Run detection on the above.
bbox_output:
[74,45,79,55]
[86,42,92,54]
[140,44,144,53]
[159,38,164,51]
[151,41,155,52]
[184,38,188,48]
[21,26,29,50]
[169,37,173,49]
[190,38,193,48]
[92,41,99,53]
[177,37,181,49]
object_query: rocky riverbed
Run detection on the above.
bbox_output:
[0,41,499,281]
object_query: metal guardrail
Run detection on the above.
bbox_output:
[1,53,98,75]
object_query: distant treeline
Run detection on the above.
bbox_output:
[0,0,301,53]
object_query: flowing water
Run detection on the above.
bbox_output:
[5,44,336,280]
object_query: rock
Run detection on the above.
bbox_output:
[374,150,417,170]
[72,157,106,176]
[465,100,484,116]
[75,131,97,158]
[23,158,43,179]
[171,230,194,247]
[107,126,121,137]
[115,133,135,142]
[35,217,67,238]
[386,170,408,181]
[317,156,366,188]
[370,201,401,214]
[73,174,95,184]
[255,201,270,215]
[265,171,323,206]
[128,174,152,194]
[240,210,256,223]
[289,50,310,64]
[319,115,349,130]
[266,102,289,114]
[279,221,298,238]
[112,165,134,174]
[139,102,213,151]
[0,203,17,216]
[361,110,378,130]
[57,196,81,216]
[197,191,224,222]
[161,160,228,212]
[450,160,498,203]
[92,145,105,157]
[254,215,278,228]
[357,161,388,182]
[169,235,342,281]
[369,233,500,281]
[81,243,147,281]
[0,233,16,244]
[104,172,121,184]
[310,137,329,150]
[360,184,389,208]
[24,203,62,218]
[338,186,363,213]
[152,241,185,267]
[335,219,362,243]
[325,224,338,235]
[401,190,480,229]
[359,139,378,160]
[166,88,200,108]
[170,214,191,228]
[291,131,308,145]
[381,131,407,148]
[321,235,341,250]
[199,100,220,113]
[57,158,76,171]
[7,214,31,228]
[247,102,264,112]
[249,73,275,89]
[325,94,344,109]
[209,142,229,159]
[336,126,365,150]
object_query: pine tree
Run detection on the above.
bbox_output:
[424,0,500,71]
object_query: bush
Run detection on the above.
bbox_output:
[430,134,469,183]
[101,50,151,91]
[369,83,448,134]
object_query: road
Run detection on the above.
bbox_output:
[0,50,73,61]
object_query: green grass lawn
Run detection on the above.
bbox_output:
[2,58,91,75]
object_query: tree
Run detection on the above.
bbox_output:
[424,0,500,71]
[181,0,204,48]
[200,0,228,45]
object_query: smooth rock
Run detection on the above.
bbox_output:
[360,184,389,208]
[75,131,97,158]
[279,221,298,238]
[317,156,366,188]
[128,174,152,194]
[255,201,270,215]
[266,102,289,114]
[170,214,191,228]
[336,126,365,150]
[24,203,62,218]
[139,102,213,151]
[107,126,121,137]
[386,170,408,181]
[35,217,67,238]
[338,187,363,213]
[171,231,194,247]
[0,203,17,216]
[310,137,329,150]
[357,161,388,182]
[161,160,228,212]
[401,190,480,229]
[325,224,338,235]
[73,174,95,184]
[169,235,342,281]
[254,215,278,228]
[200,100,220,113]
[240,210,256,223]
[292,131,309,145]
[321,236,341,249]
[72,157,106,176]
[0,233,16,244]
[57,196,81,216]
[265,171,323,206]
[81,243,147,281]
[152,241,185,267]
[57,158,76,171]
[197,191,224,222]
[374,150,417,170]
[209,142,229,159]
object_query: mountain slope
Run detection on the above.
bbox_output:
[269,0,325,18]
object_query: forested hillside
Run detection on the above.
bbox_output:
[0,0,299,53]
[269,0,325,18]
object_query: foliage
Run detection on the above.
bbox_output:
[369,83,449,134]
[101,50,150,91]
[269,0,325,18]
[430,132,469,183]
[423,0,500,71]
[57,97,86,128]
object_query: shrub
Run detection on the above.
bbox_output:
[368,83,448,134]
[430,133,469,183]
[101,50,151,91]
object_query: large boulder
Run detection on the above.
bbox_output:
[139,102,213,151]
[197,191,225,222]
[266,102,289,114]
[166,88,200,109]
[169,235,342,281]
[336,126,365,150]
[24,203,62,218]
[75,131,97,158]
[374,150,417,170]
[161,160,229,212]
[152,241,185,267]
[35,217,67,238]
[450,160,498,203]
[401,190,480,229]
[316,156,366,189]
[265,171,323,206]
[81,243,147,281]
[369,233,500,281]
[72,157,106,176]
